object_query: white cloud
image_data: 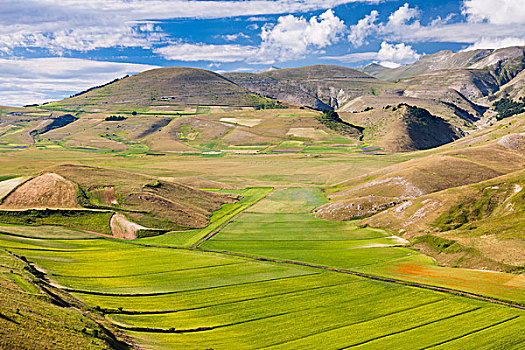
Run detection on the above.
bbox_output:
[215,67,255,74]
[155,43,259,62]
[221,33,251,41]
[0,0,378,54]
[258,9,347,63]
[348,10,379,46]
[378,61,401,68]
[463,37,525,50]
[429,13,456,27]
[381,3,422,38]
[246,17,273,22]
[346,1,525,49]
[377,41,420,65]
[0,57,157,106]
[387,3,420,27]
[396,21,525,44]
[156,10,347,64]
[462,0,525,25]
[323,51,378,63]
[323,41,420,66]
[347,3,421,48]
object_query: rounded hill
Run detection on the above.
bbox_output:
[48,67,276,111]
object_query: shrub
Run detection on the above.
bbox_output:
[105,115,127,121]
[493,97,525,120]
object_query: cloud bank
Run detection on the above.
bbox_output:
[0,58,157,106]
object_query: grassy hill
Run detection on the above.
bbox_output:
[0,165,239,237]
[0,249,133,349]
[340,104,462,152]
[363,168,525,272]
[42,67,278,112]
[315,113,525,271]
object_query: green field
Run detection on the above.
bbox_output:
[201,188,420,269]
[140,187,272,247]
[201,188,525,305]
[0,186,522,349]
[0,232,522,349]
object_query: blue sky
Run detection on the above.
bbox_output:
[2,0,525,106]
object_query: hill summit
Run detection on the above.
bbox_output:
[46,67,278,112]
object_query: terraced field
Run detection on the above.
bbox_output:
[0,186,523,349]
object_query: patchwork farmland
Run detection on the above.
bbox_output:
[1,228,524,350]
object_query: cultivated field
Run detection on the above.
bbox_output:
[0,230,523,350]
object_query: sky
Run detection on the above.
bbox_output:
[2,0,525,106]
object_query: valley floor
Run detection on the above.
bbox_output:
[0,186,523,349]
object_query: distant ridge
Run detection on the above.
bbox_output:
[226,64,393,110]
[359,46,525,82]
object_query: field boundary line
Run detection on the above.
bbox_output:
[101,280,364,315]
[340,308,482,349]
[422,315,521,349]
[114,311,290,334]
[198,248,525,310]
[192,187,274,248]
[51,261,245,279]
[0,230,103,241]
[62,272,320,297]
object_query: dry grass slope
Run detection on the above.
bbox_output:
[316,133,525,223]
[1,173,78,209]
[47,164,240,230]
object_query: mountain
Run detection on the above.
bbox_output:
[400,69,499,100]
[225,65,396,110]
[43,67,278,112]
[362,49,492,81]
[362,46,525,84]
[316,115,525,220]
[2,46,524,156]
[314,115,525,271]
[498,69,525,100]
[470,46,525,86]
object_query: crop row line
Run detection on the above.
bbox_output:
[100,279,365,315]
[115,312,290,334]
[340,307,482,349]
[422,315,521,349]
[256,298,448,349]
[51,261,245,279]
[62,272,320,297]
[198,248,525,310]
